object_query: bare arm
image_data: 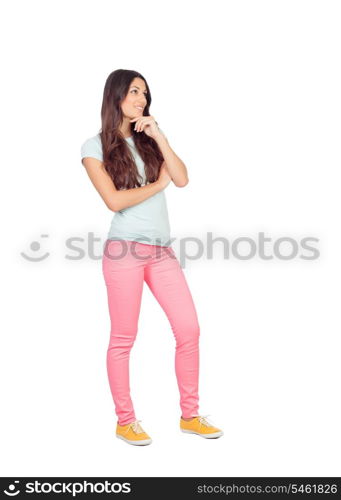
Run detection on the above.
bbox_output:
[82,156,170,212]
[154,133,189,187]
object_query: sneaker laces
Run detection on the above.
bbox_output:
[198,414,215,427]
[127,420,145,434]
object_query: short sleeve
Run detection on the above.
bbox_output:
[80,135,103,164]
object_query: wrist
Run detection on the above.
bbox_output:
[154,179,165,190]
[153,132,167,143]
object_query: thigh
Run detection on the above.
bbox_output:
[102,240,145,333]
[144,247,200,332]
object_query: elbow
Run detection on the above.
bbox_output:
[177,178,189,188]
[108,200,120,212]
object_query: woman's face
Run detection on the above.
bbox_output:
[121,77,148,119]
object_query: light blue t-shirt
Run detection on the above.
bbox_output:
[80,131,172,247]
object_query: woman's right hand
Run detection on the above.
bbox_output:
[157,162,172,189]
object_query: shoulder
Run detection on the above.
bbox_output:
[80,133,103,162]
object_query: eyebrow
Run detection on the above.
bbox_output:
[130,86,147,92]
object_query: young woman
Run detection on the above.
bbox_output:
[80,69,223,446]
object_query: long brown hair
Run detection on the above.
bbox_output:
[99,69,164,191]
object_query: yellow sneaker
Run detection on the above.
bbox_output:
[116,419,152,446]
[180,415,223,439]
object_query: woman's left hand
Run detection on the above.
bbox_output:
[129,115,162,139]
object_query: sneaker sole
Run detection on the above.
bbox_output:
[116,434,152,446]
[181,429,223,439]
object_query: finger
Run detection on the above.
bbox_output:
[135,117,147,132]
[140,118,155,132]
[134,118,142,131]
[139,119,146,132]
[137,117,150,132]
[140,119,150,132]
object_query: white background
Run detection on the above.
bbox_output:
[1,0,340,477]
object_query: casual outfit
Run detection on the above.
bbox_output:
[80,131,171,247]
[81,130,222,444]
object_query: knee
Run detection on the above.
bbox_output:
[175,320,200,347]
[107,329,138,351]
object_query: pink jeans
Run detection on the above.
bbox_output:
[102,239,200,426]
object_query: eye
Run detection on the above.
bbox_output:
[131,89,148,97]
